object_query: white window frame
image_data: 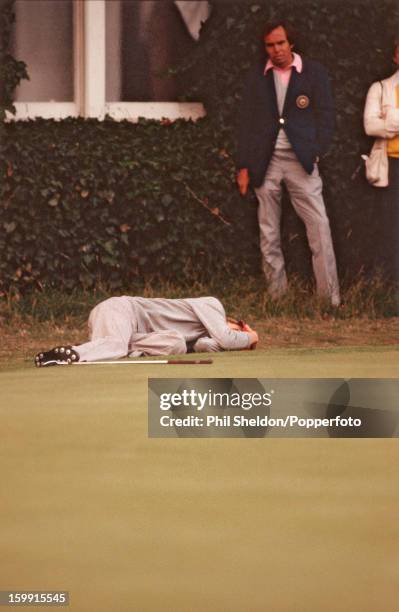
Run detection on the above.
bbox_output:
[9,0,84,120]
[8,0,205,122]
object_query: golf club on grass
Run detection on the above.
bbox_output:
[37,359,213,367]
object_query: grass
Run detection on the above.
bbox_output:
[1,279,398,611]
[0,277,398,367]
[1,275,398,322]
[1,351,399,611]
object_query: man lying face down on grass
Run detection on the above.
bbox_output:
[35,296,258,366]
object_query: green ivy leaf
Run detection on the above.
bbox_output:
[4,222,16,234]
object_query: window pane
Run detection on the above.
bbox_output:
[11,0,74,102]
[106,0,209,102]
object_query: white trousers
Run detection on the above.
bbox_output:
[255,150,340,305]
[73,297,187,361]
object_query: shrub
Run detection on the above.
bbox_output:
[1,117,260,293]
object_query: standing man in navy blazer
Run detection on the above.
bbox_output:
[237,21,340,306]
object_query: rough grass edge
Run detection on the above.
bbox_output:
[0,275,398,326]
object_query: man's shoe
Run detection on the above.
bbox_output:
[35,346,79,367]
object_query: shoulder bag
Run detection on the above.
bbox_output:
[364,82,389,187]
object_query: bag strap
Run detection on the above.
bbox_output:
[379,81,384,109]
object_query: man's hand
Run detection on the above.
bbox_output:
[243,323,258,349]
[237,168,249,195]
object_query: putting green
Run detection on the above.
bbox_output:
[1,347,398,611]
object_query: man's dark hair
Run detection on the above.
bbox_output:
[393,36,399,56]
[263,21,297,46]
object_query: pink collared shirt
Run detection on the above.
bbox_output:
[264,52,303,86]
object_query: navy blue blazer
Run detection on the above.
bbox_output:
[237,58,335,188]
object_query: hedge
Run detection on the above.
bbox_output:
[0,117,261,292]
[1,0,399,294]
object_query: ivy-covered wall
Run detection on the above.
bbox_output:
[1,0,399,294]
[1,117,259,292]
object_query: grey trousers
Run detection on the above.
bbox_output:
[73,297,187,361]
[255,150,340,305]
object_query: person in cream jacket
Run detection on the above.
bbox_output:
[364,38,399,281]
